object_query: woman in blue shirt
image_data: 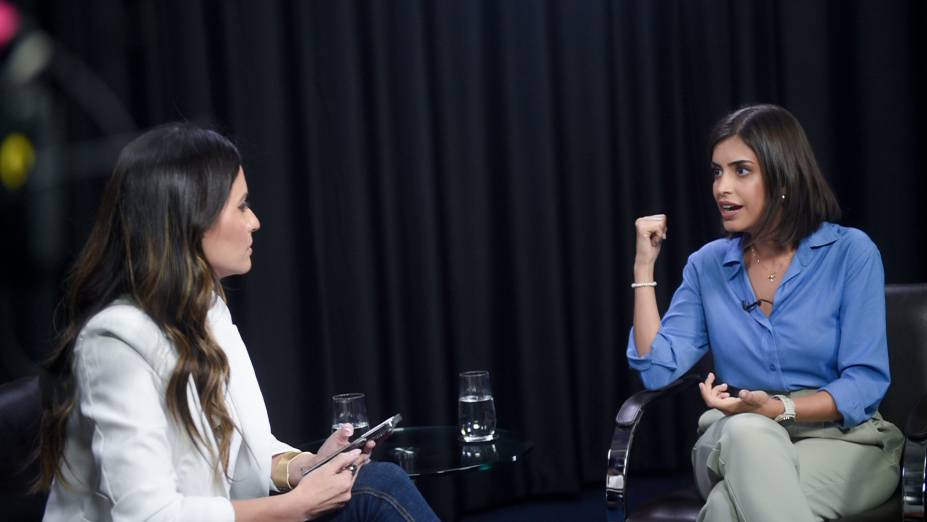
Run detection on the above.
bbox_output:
[628,104,903,521]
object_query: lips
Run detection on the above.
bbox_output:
[718,201,743,220]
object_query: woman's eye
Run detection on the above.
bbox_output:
[736,167,751,177]
[711,167,722,178]
[238,201,250,211]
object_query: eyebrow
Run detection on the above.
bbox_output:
[711,159,755,167]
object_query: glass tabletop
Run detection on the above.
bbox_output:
[301,426,533,478]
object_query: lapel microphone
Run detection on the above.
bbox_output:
[742,299,774,312]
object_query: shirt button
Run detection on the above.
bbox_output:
[768,364,775,371]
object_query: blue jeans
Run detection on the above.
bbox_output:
[319,462,439,522]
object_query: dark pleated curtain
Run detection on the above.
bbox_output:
[2,0,925,518]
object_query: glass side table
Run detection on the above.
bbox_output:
[302,425,533,478]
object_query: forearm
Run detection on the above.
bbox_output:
[232,495,300,522]
[793,390,842,423]
[271,451,317,492]
[632,262,661,357]
[754,390,842,423]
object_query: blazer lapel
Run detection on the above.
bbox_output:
[208,300,275,498]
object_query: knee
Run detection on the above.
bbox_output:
[355,461,413,492]
[719,414,788,456]
[721,413,782,439]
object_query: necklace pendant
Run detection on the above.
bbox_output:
[768,273,776,282]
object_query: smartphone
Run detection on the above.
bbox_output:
[300,413,403,476]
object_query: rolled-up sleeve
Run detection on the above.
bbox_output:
[627,258,710,389]
[819,240,890,428]
[76,335,235,522]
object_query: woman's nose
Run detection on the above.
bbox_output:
[714,171,732,195]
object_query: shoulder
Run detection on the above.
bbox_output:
[76,300,174,373]
[81,299,162,341]
[817,223,880,258]
[801,223,883,284]
[835,224,878,251]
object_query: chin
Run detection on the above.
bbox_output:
[720,220,746,234]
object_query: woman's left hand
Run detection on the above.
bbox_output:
[698,372,773,416]
[288,425,376,487]
[317,425,355,458]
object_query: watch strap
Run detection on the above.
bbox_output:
[771,394,796,424]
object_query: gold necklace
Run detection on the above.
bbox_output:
[750,246,777,282]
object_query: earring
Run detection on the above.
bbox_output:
[781,194,786,200]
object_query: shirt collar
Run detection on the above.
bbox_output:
[721,237,745,280]
[719,222,838,278]
[795,222,839,266]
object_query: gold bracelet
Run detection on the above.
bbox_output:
[272,451,303,492]
[285,452,313,490]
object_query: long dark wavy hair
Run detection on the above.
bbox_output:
[709,104,841,249]
[37,123,241,490]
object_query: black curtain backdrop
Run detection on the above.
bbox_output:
[2,0,925,518]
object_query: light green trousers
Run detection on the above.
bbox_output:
[692,403,903,522]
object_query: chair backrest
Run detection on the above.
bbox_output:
[0,375,47,520]
[880,283,927,430]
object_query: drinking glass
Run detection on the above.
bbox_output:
[390,447,418,473]
[332,392,369,432]
[458,370,496,442]
[461,443,499,466]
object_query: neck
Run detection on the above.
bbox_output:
[750,239,791,259]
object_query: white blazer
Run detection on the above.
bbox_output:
[43,297,296,522]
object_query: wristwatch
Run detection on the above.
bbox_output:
[771,394,796,426]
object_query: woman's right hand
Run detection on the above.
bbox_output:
[290,450,364,520]
[634,214,668,267]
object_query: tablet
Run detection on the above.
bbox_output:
[300,413,403,476]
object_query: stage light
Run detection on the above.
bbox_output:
[0,131,34,191]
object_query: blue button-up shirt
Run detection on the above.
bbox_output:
[627,222,889,428]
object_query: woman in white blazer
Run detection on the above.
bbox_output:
[37,123,438,521]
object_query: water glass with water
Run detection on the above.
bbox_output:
[458,370,496,442]
[332,392,369,432]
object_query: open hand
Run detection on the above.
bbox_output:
[698,372,772,416]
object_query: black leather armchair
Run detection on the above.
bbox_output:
[0,375,47,521]
[607,283,927,521]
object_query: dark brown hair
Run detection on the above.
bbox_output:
[37,123,241,490]
[709,104,841,248]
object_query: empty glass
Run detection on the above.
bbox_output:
[390,446,418,473]
[458,370,497,442]
[332,392,369,432]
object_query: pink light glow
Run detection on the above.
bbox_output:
[0,1,21,50]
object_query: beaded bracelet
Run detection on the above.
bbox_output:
[630,281,657,288]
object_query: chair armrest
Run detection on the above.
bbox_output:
[606,373,703,512]
[902,393,927,520]
[615,374,704,428]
